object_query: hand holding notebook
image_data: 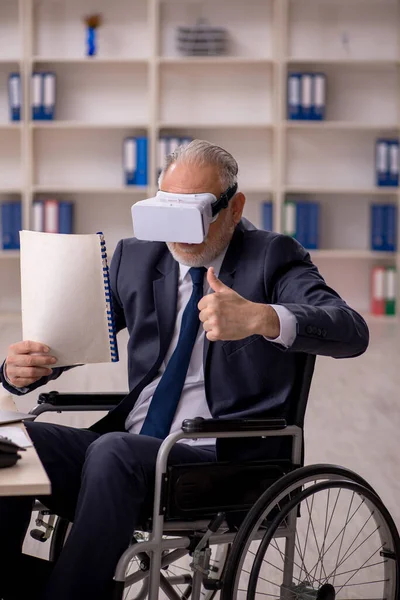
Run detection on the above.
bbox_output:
[20,231,119,368]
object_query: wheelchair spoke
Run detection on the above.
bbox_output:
[332,558,387,579]
[304,496,329,583]
[238,589,280,598]
[335,545,386,594]
[306,495,365,578]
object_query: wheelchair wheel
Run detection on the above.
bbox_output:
[221,464,400,600]
[49,517,230,599]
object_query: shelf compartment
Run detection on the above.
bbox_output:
[31,62,149,124]
[288,0,399,61]
[33,0,149,60]
[286,129,400,191]
[159,127,273,190]
[286,63,399,126]
[32,185,149,195]
[159,0,274,59]
[160,63,273,126]
[32,128,148,189]
[0,1,20,62]
[33,192,138,255]
[284,186,399,196]
[0,130,21,189]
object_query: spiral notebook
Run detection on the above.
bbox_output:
[20,231,119,368]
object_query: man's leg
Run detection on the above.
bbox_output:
[42,433,216,600]
[0,420,100,598]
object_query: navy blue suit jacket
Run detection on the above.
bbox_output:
[0,220,369,461]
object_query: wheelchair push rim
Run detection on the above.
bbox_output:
[221,466,400,600]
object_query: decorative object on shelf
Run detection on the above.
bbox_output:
[371,266,397,316]
[262,202,273,231]
[8,73,21,122]
[123,137,148,186]
[32,200,74,234]
[84,14,103,57]
[157,136,193,177]
[287,72,326,121]
[177,18,228,56]
[283,200,319,249]
[31,72,56,121]
[375,139,399,187]
[0,202,21,250]
[370,203,397,251]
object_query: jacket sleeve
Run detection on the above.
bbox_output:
[0,240,128,397]
[265,235,369,358]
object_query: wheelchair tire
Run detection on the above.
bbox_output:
[221,464,400,600]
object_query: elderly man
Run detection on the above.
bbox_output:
[0,140,369,600]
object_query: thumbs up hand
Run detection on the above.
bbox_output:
[198,267,280,342]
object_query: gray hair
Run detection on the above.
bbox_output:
[158,139,238,190]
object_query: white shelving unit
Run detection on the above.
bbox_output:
[0,0,399,319]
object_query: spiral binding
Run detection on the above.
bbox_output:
[97,232,119,363]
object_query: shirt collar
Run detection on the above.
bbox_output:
[178,246,228,283]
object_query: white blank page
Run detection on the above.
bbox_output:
[20,231,115,367]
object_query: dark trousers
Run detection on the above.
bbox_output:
[0,421,216,600]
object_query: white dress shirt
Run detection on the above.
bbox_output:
[125,249,297,445]
[4,249,297,441]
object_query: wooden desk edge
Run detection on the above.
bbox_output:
[0,393,51,496]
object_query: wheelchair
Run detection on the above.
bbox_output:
[28,355,400,600]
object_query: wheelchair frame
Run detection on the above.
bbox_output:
[31,395,303,600]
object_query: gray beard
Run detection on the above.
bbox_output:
[166,219,235,267]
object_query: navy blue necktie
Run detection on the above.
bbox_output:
[140,266,206,439]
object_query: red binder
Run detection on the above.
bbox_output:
[371,266,385,315]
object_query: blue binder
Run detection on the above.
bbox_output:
[135,137,148,186]
[375,139,392,187]
[123,138,136,185]
[287,73,302,120]
[1,203,13,250]
[12,202,21,249]
[42,72,56,121]
[8,73,21,122]
[296,203,309,247]
[262,202,273,231]
[384,204,397,252]
[389,140,399,187]
[313,74,326,121]
[59,202,74,234]
[301,74,313,120]
[307,202,320,249]
[31,72,43,120]
[371,204,385,250]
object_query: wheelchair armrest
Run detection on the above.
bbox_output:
[181,417,287,434]
[38,391,127,407]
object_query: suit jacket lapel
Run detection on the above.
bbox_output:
[153,250,179,363]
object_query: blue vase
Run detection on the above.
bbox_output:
[87,26,97,56]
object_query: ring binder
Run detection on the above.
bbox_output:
[97,232,119,363]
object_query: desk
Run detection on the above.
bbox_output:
[0,394,50,496]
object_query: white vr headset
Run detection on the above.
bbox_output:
[131,183,238,244]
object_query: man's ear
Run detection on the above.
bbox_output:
[231,193,246,224]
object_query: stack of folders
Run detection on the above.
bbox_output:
[283,201,319,249]
[123,137,148,186]
[8,73,21,121]
[262,202,273,231]
[370,204,397,251]
[287,73,326,120]
[371,266,396,316]
[1,202,22,250]
[157,136,193,177]
[31,72,56,120]
[32,200,74,234]
[375,139,399,187]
